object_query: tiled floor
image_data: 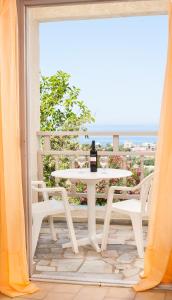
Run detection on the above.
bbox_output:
[0,221,168,300]
[33,222,147,284]
[0,282,171,300]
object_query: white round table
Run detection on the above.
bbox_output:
[51,168,132,252]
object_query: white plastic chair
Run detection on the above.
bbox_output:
[32,181,78,258]
[101,173,154,258]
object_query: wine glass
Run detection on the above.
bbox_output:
[100,156,108,173]
[77,156,86,172]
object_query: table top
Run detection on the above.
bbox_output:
[51,168,132,181]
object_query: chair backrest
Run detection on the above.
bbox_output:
[140,173,154,215]
[31,181,49,201]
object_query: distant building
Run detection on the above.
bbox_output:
[123,140,156,152]
[141,143,156,151]
[132,146,147,152]
[124,140,134,149]
[132,143,156,152]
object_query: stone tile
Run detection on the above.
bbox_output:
[123,267,140,278]
[134,259,144,269]
[36,265,56,272]
[36,253,62,259]
[86,250,101,260]
[117,253,136,264]
[115,235,131,240]
[50,248,63,255]
[135,291,165,300]
[37,260,50,266]
[114,263,131,271]
[40,228,51,234]
[51,284,82,294]
[107,287,135,299]
[37,243,57,249]
[50,259,83,271]
[125,240,136,246]
[103,257,116,265]
[73,286,108,300]
[109,238,126,244]
[78,260,112,273]
[36,249,51,254]
[45,292,75,300]
[38,238,53,243]
[101,250,118,258]
[64,248,85,259]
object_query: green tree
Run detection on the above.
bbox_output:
[40,70,95,131]
[40,70,95,186]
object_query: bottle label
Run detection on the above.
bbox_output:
[90,157,96,162]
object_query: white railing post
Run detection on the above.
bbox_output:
[113,134,119,152]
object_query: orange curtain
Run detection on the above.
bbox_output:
[134,0,172,291]
[0,1,38,297]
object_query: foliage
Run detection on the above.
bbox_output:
[109,156,123,169]
[43,155,56,187]
[40,71,95,132]
[40,70,95,185]
[144,158,155,166]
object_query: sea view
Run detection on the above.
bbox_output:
[79,124,158,146]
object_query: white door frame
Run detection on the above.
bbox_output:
[26,0,168,276]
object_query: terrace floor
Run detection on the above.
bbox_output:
[33,222,147,284]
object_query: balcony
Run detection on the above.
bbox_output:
[32,130,156,284]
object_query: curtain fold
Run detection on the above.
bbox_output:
[134,0,172,291]
[0,1,38,297]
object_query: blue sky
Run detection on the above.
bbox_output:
[40,15,168,128]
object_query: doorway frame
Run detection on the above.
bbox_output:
[17,0,168,278]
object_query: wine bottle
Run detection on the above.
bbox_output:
[90,140,97,172]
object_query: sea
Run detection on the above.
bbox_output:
[79,124,158,146]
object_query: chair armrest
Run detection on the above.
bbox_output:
[32,185,69,204]
[32,186,67,194]
[107,184,140,205]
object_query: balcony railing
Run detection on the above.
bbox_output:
[37,130,157,202]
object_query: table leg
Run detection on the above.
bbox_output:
[62,180,101,252]
[87,181,101,252]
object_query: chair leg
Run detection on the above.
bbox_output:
[65,208,79,254]
[101,205,112,251]
[32,216,43,259]
[49,216,57,241]
[130,214,144,258]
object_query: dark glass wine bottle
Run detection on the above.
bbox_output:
[90,140,97,172]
